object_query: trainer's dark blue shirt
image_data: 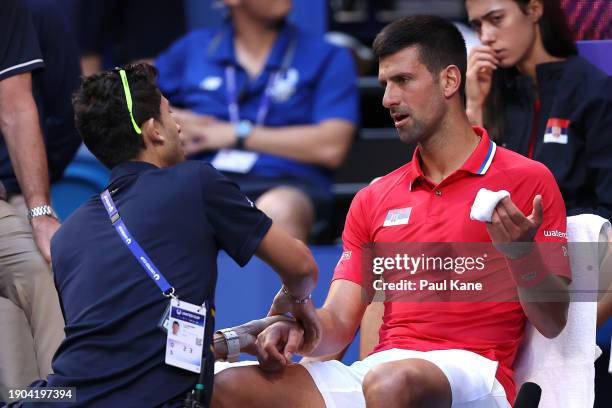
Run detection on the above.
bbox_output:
[45,161,272,407]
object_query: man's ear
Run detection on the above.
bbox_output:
[440,65,462,99]
[140,118,163,145]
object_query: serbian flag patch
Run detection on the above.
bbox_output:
[543,118,569,144]
[383,207,412,227]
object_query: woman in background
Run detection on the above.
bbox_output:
[465,0,612,220]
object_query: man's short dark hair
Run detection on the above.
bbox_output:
[72,63,162,169]
[373,15,467,99]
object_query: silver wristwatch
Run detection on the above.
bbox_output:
[27,205,58,221]
[217,328,240,363]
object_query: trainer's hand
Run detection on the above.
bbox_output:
[485,195,543,259]
[268,288,321,353]
[256,320,304,373]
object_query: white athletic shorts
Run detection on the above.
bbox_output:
[301,348,511,408]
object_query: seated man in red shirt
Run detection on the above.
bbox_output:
[212,15,570,408]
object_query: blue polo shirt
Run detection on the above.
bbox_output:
[155,21,359,191]
[42,161,271,407]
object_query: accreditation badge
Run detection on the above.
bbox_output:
[211,149,258,173]
[165,298,206,373]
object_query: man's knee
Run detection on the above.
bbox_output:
[255,187,314,240]
[212,367,251,407]
[362,359,451,407]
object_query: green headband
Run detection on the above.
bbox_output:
[117,69,142,134]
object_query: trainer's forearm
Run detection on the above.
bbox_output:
[279,240,318,300]
[256,225,318,300]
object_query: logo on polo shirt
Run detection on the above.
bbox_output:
[383,207,412,227]
[271,68,298,102]
[543,230,567,239]
[336,250,352,268]
[543,118,569,144]
[199,76,223,91]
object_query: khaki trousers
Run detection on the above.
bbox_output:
[0,196,64,400]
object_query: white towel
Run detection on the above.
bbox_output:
[514,214,610,408]
[470,188,510,222]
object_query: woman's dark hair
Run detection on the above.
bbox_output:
[484,0,577,141]
[373,15,468,100]
[72,63,162,169]
[518,0,577,58]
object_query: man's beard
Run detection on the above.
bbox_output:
[397,115,429,145]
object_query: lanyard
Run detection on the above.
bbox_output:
[225,66,278,126]
[221,29,297,126]
[100,189,176,298]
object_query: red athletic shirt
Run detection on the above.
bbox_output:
[333,127,571,403]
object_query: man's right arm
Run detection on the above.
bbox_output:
[0,71,58,262]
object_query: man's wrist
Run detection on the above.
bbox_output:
[281,285,312,304]
[466,102,484,125]
[234,120,253,150]
[27,204,58,222]
[213,333,229,361]
[506,248,549,288]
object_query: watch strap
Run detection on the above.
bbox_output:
[27,204,58,221]
[217,328,240,362]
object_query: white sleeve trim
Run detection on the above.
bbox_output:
[0,58,44,78]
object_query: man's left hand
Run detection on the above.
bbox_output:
[485,195,543,259]
[181,121,237,155]
[230,315,294,356]
[30,215,60,264]
[267,288,321,354]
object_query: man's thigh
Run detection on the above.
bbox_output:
[212,364,325,408]
[302,349,509,408]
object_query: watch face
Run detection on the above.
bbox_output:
[237,121,253,139]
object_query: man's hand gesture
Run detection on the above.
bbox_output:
[485,195,543,259]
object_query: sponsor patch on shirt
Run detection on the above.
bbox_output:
[336,250,352,268]
[340,250,352,261]
[543,229,567,239]
[543,118,569,144]
[383,207,412,227]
